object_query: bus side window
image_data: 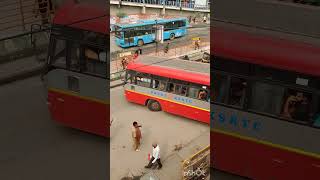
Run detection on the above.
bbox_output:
[52,38,67,68]
[249,82,284,115]
[174,84,182,94]
[159,81,166,91]
[136,75,151,88]
[181,86,188,96]
[281,89,312,122]
[228,77,247,107]
[312,98,320,127]
[212,73,227,103]
[83,47,107,77]
[152,79,160,89]
[69,43,81,71]
[188,87,199,99]
[167,83,174,93]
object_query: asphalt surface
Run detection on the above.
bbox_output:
[0,76,108,180]
[110,85,209,179]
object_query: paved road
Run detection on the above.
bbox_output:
[110,85,209,180]
[0,76,107,180]
[110,26,210,55]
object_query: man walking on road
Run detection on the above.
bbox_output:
[145,142,162,169]
[132,121,142,151]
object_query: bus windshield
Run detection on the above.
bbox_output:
[114,26,122,38]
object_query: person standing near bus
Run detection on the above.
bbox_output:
[132,121,142,151]
[164,42,170,53]
[145,142,162,169]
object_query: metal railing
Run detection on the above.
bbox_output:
[182,145,210,180]
[0,0,54,38]
[119,0,210,10]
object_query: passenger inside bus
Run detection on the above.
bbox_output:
[159,82,166,91]
[282,91,311,122]
[168,83,174,92]
[198,90,208,101]
[229,78,247,106]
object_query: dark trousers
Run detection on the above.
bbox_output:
[147,157,162,168]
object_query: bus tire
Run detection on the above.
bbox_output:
[170,33,175,40]
[137,39,144,47]
[147,100,161,111]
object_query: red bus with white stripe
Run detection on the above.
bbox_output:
[211,21,320,179]
[124,56,210,124]
[44,1,109,137]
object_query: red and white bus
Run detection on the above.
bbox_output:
[211,22,320,179]
[44,1,109,137]
[124,56,210,123]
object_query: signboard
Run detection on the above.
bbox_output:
[119,51,132,58]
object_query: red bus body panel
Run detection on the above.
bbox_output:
[211,131,320,180]
[48,90,109,137]
[125,90,209,124]
[53,0,107,34]
[213,27,320,76]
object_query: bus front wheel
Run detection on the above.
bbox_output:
[137,40,144,47]
[170,33,175,40]
[147,100,161,111]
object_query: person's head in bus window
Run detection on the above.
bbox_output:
[168,83,174,92]
[159,82,166,91]
[282,91,308,120]
[292,92,311,122]
[198,90,207,100]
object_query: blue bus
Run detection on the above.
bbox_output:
[114,18,188,48]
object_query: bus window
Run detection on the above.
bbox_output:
[312,99,320,127]
[82,46,107,77]
[228,77,247,107]
[52,38,67,68]
[212,73,227,103]
[158,81,166,91]
[136,74,151,88]
[167,83,174,93]
[188,87,199,99]
[281,89,312,122]
[174,84,182,94]
[249,82,285,115]
[152,79,160,89]
[69,43,81,71]
[181,86,188,96]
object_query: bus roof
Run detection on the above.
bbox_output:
[213,22,320,77]
[115,18,187,28]
[127,56,210,86]
[53,0,107,34]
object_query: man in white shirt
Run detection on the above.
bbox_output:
[145,143,162,169]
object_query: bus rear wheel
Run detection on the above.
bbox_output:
[170,33,175,40]
[137,40,144,47]
[147,100,161,111]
